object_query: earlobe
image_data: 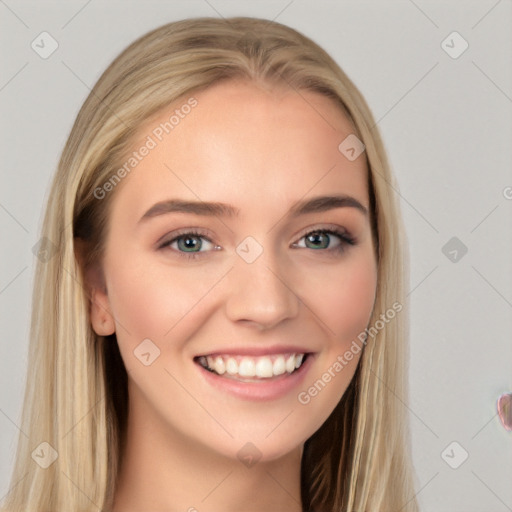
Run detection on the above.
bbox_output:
[90,287,116,336]
[74,237,116,336]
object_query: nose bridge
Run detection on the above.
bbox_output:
[224,236,300,328]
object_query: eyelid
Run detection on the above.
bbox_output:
[156,227,214,246]
[292,223,353,243]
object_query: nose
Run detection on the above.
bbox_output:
[224,247,300,330]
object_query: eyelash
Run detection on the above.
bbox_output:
[158,227,356,260]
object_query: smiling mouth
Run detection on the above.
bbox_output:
[194,353,310,381]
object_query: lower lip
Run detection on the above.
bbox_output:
[196,354,315,402]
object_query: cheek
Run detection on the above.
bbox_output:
[294,254,376,429]
[107,261,164,334]
[103,250,225,350]
[102,253,182,343]
[303,252,377,342]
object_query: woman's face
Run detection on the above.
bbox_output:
[90,80,377,462]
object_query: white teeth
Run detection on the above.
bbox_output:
[238,358,256,377]
[255,357,274,378]
[198,353,306,379]
[214,356,226,375]
[272,356,286,375]
[285,354,296,373]
[226,357,238,375]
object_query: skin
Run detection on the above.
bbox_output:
[82,79,377,512]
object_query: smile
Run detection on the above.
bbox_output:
[195,353,308,380]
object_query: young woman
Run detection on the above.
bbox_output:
[1,17,419,512]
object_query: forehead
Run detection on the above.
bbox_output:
[111,79,369,224]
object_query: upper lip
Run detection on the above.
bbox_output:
[195,345,314,358]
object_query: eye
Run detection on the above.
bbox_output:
[158,229,219,260]
[158,226,356,260]
[293,228,355,254]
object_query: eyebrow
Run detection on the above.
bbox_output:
[138,194,368,224]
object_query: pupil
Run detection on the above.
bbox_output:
[307,232,328,249]
[180,236,200,252]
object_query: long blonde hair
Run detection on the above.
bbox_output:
[1,17,419,512]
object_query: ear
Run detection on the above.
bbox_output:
[74,237,116,336]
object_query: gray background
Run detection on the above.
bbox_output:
[1,1,511,510]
